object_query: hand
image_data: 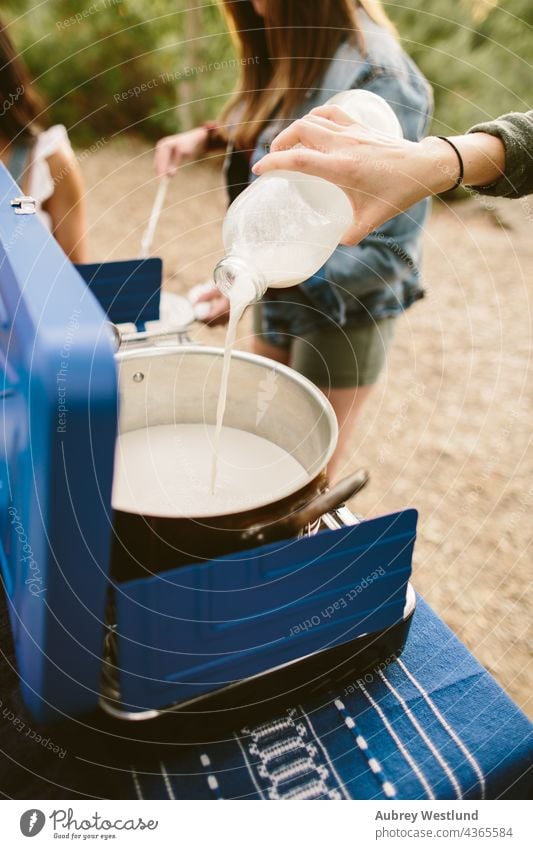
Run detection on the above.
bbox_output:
[154,127,208,177]
[253,105,437,245]
[253,105,508,244]
[192,287,230,326]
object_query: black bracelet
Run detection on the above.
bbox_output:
[436,136,465,189]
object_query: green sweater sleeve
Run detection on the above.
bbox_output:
[466,110,533,198]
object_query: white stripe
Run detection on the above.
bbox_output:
[358,681,436,799]
[299,707,350,800]
[378,670,463,799]
[335,698,355,733]
[130,767,143,800]
[333,698,396,800]
[234,733,266,800]
[207,775,220,791]
[398,658,486,800]
[200,753,211,768]
[159,761,175,800]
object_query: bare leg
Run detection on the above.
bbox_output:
[320,385,374,481]
[253,338,291,366]
[254,337,372,481]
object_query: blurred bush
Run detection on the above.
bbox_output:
[3,1,531,145]
[3,0,234,144]
[386,0,532,135]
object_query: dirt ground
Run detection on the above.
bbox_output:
[81,138,532,717]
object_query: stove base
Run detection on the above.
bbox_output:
[98,586,416,745]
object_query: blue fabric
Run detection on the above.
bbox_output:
[130,596,533,800]
[1,594,531,799]
[242,9,434,334]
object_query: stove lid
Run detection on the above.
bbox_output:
[0,166,118,721]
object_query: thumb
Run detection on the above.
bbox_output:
[194,287,220,303]
[339,223,364,246]
[340,215,376,246]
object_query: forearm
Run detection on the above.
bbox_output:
[466,111,533,198]
[253,107,529,246]
[53,214,88,262]
[415,134,506,195]
[45,153,88,262]
[419,111,533,198]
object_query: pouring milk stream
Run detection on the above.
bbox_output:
[210,91,403,492]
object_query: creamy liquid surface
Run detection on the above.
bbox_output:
[113,423,309,518]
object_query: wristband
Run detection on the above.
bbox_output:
[436,136,465,189]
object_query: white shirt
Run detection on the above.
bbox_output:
[28,124,75,230]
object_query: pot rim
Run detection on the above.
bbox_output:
[114,345,339,518]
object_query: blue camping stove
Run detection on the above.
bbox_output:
[0,165,417,729]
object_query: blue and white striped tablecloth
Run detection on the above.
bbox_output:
[127,596,533,800]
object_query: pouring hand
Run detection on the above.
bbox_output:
[192,287,230,326]
[252,105,437,245]
[154,127,209,177]
[253,105,508,244]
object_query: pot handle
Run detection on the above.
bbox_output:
[242,469,369,543]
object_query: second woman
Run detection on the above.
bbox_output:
[155,0,433,477]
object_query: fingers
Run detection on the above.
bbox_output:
[309,104,359,126]
[192,290,230,325]
[268,117,336,153]
[205,312,230,327]
[302,114,355,133]
[194,287,221,304]
[339,222,367,247]
[340,211,382,246]
[154,138,179,178]
[253,147,341,180]
[203,301,230,326]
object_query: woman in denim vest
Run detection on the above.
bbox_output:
[155,0,433,476]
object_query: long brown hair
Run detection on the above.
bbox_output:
[219,0,396,149]
[0,18,46,142]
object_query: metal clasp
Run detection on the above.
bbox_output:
[10,196,36,215]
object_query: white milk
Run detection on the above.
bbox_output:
[209,92,402,495]
[211,258,310,494]
[113,423,309,518]
[210,274,257,493]
[209,174,353,493]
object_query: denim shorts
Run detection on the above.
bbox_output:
[253,291,396,389]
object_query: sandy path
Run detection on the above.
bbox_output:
[81,139,532,716]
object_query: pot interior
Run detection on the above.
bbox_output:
[113,346,338,517]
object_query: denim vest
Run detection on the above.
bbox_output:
[225,12,434,329]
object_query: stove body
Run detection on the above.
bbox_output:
[0,166,418,724]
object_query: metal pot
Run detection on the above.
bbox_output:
[111,346,368,580]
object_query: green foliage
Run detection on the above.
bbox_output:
[385,0,533,134]
[2,1,532,143]
[3,0,234,143]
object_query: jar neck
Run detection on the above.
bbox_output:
[213,255,267,302]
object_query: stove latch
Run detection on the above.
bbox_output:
[10,196,36,215]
